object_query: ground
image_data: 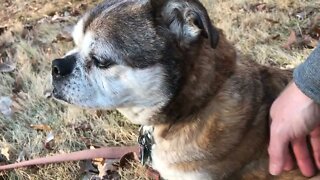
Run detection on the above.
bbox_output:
[0,0,319,179]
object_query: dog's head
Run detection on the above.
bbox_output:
[51,0,219,124]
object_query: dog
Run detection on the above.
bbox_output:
[51,0,315,179]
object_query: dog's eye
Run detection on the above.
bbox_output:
[91,55,115,69]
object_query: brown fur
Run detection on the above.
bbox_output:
[151,28,313,179]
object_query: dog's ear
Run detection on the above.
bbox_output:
[150,0,219,49]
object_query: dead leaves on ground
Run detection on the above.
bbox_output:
[249,3,275,13]
[30,124,56,150]
[283,16,320,49]
[0,144,31,171]
[54,30,73,42]
[33,128,55,151]
[0,145,10,164]
[283,10,320,49]
[30,124,52,131]
[0,0,84,117]
[293,6,318,21]
[232,3,319,50]
[0,1,88,74]
[44,131,55,150]
[232,2,276,13]
[82,146,140,180]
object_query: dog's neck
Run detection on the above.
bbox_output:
[157,32,237,125]
[119,32,237,127]
[117,103,165,125]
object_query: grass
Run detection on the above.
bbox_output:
[0,0,319,179]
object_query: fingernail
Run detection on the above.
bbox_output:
[302,169,315,178]
[270,164,281,175]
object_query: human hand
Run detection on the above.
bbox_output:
[269,81,320,177]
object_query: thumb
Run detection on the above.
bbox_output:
[268,129,288,176]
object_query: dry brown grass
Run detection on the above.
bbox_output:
[0,0,319,179]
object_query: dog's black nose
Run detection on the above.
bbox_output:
[52,55,77,78]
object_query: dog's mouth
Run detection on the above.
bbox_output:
[44,88,67,103]
[47,88,69,103]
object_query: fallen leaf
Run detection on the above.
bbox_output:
[30,124,52,132]
[95,159,108,179]
[271,34,281,40]
[76,3,88,11]
[303,35,318,48]
[294,7,317,20]
[45,131,55,143]
[296,11,308,20]
[265,18,280,24]
[283,30,297,49]
[43,89,53,99]
[96,160,121,180]
[0,96,12,118]
[51,14,70,22]
[250,3,268,12]
[70,3,88,16]
[90,146,104,164]
[82,146,121,179]
[256,3,267,12]
[0,62,15,73]
[0,26,8,36]
[119,152,139,168]
[0,146,10,162]
[55,32,73,42]
[52,25,73,43]
[44,131,55,150]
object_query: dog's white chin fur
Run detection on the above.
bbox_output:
[117,104,165,125]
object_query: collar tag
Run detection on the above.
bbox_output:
[138,127,154,165]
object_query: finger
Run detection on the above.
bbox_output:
[283,149,294,171]
[310,126,320,169]
[292,137,315,177]
[268,131,288,175]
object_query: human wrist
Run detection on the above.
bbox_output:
[293,45,320,104]
[294,70,320,105]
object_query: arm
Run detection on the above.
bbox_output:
[294,44,320,104]
[269,44,320,177]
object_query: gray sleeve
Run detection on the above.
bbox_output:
[293,44,320,104]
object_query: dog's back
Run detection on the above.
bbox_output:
[149,39,297,179]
